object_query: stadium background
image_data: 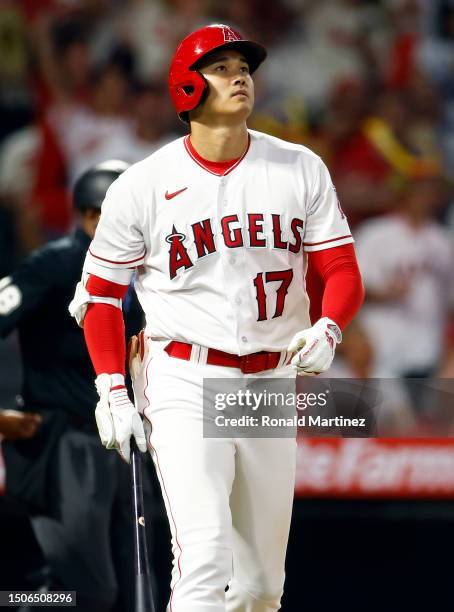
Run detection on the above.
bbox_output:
[1,0,454,610]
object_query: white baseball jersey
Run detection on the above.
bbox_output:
[355,214,453,375]
[83,129,353,355]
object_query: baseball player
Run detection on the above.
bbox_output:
[70,25,364,612]
[355,176,453,379]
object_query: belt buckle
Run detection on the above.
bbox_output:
[240,352,267,374]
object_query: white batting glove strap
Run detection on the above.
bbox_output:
[287,317,342,376]
[94,373,147,463]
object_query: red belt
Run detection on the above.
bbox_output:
[164,341,287,374]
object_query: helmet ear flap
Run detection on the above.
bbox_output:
[169,70,208,122]
[175,71,206,100]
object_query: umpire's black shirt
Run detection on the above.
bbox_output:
[0,227,142,423]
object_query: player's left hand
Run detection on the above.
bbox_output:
[287,317,342,376]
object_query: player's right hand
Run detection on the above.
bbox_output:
[94,373,147,463]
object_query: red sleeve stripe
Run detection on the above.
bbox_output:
[303,234,352,247]
[88,248,146,265]
[86,274,128,298]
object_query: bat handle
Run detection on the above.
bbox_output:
[131,439,150,575]
[135,574,156,612]
[130,439,156,612]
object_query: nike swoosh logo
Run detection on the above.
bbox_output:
[165,187,188,200]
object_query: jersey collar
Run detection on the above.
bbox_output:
[183,133,251,177]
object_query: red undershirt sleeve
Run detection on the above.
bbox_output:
[83,274,129,376]
[306,243,365,331]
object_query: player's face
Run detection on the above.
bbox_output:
[195,50,254,123]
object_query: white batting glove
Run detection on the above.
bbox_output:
[94,373,147,463]
[287,317,342,376]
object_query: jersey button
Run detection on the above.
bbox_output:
[235,297,242,305]
[229,257,236,265]
[241,336,248,343]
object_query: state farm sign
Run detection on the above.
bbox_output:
[296,438,454,498]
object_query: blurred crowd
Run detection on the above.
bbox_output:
[1,0,454,434]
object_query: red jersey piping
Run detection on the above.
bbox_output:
[89,248,146,265]
[303,234,352,247]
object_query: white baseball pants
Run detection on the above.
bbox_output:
[134,339,297,612]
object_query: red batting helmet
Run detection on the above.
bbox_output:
[168,24,267,122]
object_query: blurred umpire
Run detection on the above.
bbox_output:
[0,161,149,611]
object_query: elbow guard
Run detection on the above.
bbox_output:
[68,274,122,328]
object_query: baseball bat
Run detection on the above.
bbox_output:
[130,437,156,612]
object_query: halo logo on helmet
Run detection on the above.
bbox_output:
[168,24,267,123]
[221,26,242,43]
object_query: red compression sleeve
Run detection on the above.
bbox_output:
[83,275,129,376]
[306,244,365,331]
